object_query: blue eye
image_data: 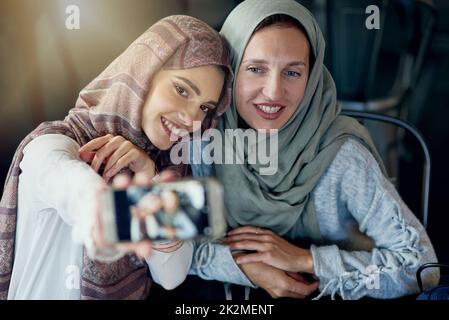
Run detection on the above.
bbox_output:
[285,70,301,77]
[175,85,188,97]
[247,66,263,74]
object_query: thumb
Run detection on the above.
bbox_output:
[115,240,153,260]
[156,169,179,183]
[286,272,309,284]
[135,240,153,260]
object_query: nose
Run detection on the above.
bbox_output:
[262,73,283,101]
[177,105,201,128]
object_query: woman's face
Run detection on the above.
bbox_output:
[235,25,310,130]
[162,191,179,214]
[142,65,225,150]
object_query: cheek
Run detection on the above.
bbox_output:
[198,112,207,123]
[145,90,175,119]
[141,100,153,129]
[141,92,166,132]
[291,78,308,106]
[235,77,258,109]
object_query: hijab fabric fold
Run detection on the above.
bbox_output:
[215,0,385,241]
[0,15,231,300]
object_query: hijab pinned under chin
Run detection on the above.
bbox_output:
[215,0,385,241]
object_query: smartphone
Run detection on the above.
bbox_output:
[100,178,226,243]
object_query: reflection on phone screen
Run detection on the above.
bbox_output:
[113,181,211,241]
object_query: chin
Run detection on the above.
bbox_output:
[146,132,171,150]
[154,140,172,150]
[254,122,281,131]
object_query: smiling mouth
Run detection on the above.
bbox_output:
[254,104,285,120]
[160,116,189,140]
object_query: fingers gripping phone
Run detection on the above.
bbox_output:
[100,178,226,243]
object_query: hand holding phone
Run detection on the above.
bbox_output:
[100,178,226,244]
[92,171,177,259]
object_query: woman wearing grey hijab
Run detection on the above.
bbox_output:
[185,0,439,300]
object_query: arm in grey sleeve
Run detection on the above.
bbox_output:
[189,151,255,287]
[310,140,439,300]
[188,237,257,288]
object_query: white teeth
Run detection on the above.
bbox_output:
[162,117,186,137]
[257,105,282,114]
[172,127,180,136]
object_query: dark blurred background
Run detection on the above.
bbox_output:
[1,0,448,264]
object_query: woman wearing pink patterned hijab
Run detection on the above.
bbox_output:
[0,15,231,300]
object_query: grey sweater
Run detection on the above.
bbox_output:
[189,139,439,299]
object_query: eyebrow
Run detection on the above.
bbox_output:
[242,59,307,67]
[205,101,219,109]
[174,76,219,108]
[174,76,201,95]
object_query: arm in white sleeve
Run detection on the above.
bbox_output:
[20,133,125,262]
[146,240,193,290]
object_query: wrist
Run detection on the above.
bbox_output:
[302,249,315,275]
[294,248,315,274]
[231,251,251,275]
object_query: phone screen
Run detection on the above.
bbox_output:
[112,180,212,241]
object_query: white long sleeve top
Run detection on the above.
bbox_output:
[7,134,191,299]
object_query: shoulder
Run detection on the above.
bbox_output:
[322,138,384,181]
[332,138,379,171]
[23,134,80,157]
[20,134,82,172]
[314,138,386,198]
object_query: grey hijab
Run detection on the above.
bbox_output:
[215,0,385,241]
